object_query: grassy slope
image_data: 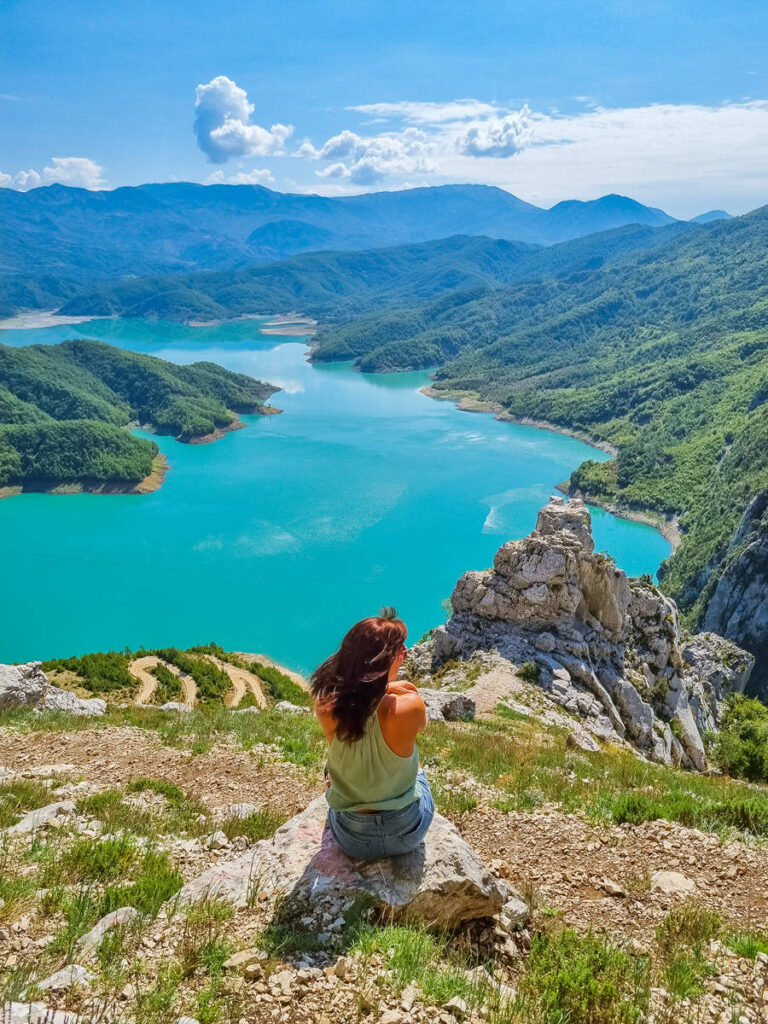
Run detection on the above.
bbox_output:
[0,339,277,489]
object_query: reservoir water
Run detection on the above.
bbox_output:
[0,318,672,672]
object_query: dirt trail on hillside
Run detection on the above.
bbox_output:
[238,651,310,692]
[129,656,196,706]
[0,726,320,812]
[198,654,267,708]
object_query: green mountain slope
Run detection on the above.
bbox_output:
[58,223,692,323]
[319,207,768,632]
[0,340,278,491]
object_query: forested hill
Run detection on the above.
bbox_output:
[54,222,693,322]
[0,183,683,316]
[0,340,278,492]
[315,206,768,641]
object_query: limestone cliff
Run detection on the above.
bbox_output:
[703,491,768,699]
[411,497,754,771]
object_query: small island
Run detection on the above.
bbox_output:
[0,338,280,496]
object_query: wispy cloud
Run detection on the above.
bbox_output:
[294,98,768,214]
[194,75,292,164]
[349,99,499,124]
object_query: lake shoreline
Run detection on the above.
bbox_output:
[418,383,679,552]
[0,454,169,501]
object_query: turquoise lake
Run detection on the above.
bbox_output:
[0,318,672,672]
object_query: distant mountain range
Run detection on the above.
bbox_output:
[0,181,727,317]
[55,222,695,322]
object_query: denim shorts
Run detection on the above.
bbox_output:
[328,770,435,860]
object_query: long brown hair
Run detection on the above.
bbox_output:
[310,607,407,742]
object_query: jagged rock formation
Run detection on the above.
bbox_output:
[703,491,768,699]
[0,662,47,708]
[0,662,106,717]
[180,794,512,928]
[411,497,754,770]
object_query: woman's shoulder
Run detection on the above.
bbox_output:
[380,681,426,719]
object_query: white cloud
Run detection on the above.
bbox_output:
[297,98,768,215]
[206,168,275,185]
[303,126,436,184]
[0,156,105,191]
[194,75,292,163]
[456,106,532,157]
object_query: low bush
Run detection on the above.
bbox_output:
[710,694,768,782]
[514,929,650,1024]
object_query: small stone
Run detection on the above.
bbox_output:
[380,1011,406,1024]
[500,896,530,928]
[651,870,695,895]
[443,996,469,1018]
[206,830,230,850]
[30,965,91,993]
[271,969,293,995]
[601,878,626,897]
[566,728,600,753]
[222,948,263,970]
[175,1018,201,1024]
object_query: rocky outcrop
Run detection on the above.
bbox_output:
[0,662,106,717]
[419,689,476,722]
[39,687,106,717]
[0,662,47,709]
[410,497,754,771]
[180,794,511,928]
[703,492,768,698]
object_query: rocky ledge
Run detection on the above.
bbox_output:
[410,497,755,771]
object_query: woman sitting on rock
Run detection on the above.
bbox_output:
[311,607,433,860]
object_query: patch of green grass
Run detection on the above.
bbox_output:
[655,905,721,1006]
[218,808,286,842]
[420,716,768,840]
[59,834,138,882]
[513,929,650,1024]
[725,929,768,960]
[100,848,184,918]
[133,962,183,1024]
[47,886,103,960]
[0,779,57,828]
[518,661,542,684]
[0,876,36,923]
[349,923,475,1006]
[177,897,236,979]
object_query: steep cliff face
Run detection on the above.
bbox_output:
[411,497,754,771]
[703,492,768,699]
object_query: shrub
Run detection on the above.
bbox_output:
[518,661,542,684]
[710,694,768,782]
[515,929,650,1024]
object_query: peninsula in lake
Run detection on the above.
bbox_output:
[0,338,279,495]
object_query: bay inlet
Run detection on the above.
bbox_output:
[0,317,672,671]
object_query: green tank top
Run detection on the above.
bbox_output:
[325,707,419,812]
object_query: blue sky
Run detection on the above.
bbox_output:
[2,0,767,216]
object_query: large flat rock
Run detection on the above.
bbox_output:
[179,795,508,928]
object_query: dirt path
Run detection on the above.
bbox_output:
[238,651,309,692]
[198,654,267,709]
[129,656,196,706]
